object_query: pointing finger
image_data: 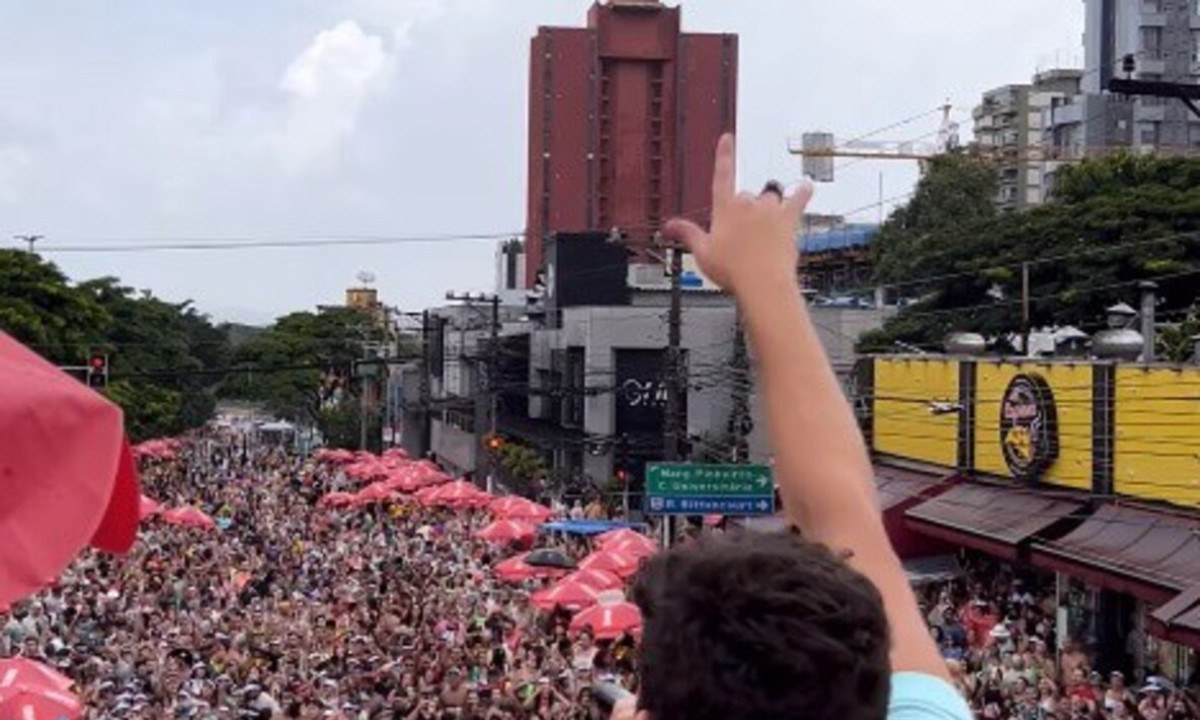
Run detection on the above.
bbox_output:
[712,133,736,211]
[784,178,814,220]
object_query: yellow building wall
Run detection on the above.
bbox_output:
[872,358,960,468]
[1114,367,1200,507]
[973,362,1093,491]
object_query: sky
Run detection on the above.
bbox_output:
[0,0,1085,325]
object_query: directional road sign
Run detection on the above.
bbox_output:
[645,463,775,516]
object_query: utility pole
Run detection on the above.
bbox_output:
[14,234,42,254]
[1140,281,1158,363]
[662,245,685,548]
[1021,261,1031,357]
[445,292,501,488]
[728,311,751,463]
[418,310,432,457]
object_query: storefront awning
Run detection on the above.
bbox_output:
[1031,504,1200,605]
[1149,585,1200,648]
[905,483,1083,560]
[875,465,949,512]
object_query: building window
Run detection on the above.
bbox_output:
[1141,26,1163,59]
[1142,0,1162,13]
[1139,121,1161,146]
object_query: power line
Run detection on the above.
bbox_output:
[34,231,521,254]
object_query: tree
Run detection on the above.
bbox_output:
[220,307,376,441]
[0,250,109,363]
[859,152,1200,353]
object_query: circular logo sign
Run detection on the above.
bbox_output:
[999,373,1059,481]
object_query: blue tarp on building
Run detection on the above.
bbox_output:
[798,224,879,254]
[539,519,648,536]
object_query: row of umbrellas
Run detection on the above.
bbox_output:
[493,527,658,640]
[138,496,217,530]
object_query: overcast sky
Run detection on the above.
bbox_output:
[0,0,1084,325]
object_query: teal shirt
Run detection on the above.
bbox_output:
[889,673,972,720]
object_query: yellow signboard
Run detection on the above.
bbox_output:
[1114,367,1200,506]
[872,357,959,467]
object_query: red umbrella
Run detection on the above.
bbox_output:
[605,536,658,559]
[384,471,422,493]
[426,481,490,508]
[354,482,398,505]
[493,553,537,582]
[318,491,356,509]
[160,506,216,530]
[531,578,601,612]
[489,496,554,522]
[579,550,641,579]
[562,568,623,591]
[597,528,654,551]
[0,685,83,720]
[138,495,163,520]
[0,333,140,609]
[0,658,73,692]
[569,601,643,640]
[475,520,537,544]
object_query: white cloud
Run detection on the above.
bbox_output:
[276,19,394,173]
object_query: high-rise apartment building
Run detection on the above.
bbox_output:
[973,70,1083,210]
[523,0,738,287]
[1046,0,1200,162]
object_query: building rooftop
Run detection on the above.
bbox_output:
[798,223,879,254]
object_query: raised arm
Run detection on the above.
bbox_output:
[664,133,947,680]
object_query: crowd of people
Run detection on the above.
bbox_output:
[1,433,638,719]
[917,558,1199,720]
[3,429,1199,719]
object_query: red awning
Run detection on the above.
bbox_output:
[875,464,949,512]
[1031,504,1200,605]
[905,483,1083,560]
[1149,585,1200,648]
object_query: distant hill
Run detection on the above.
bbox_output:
[221,322,266,348]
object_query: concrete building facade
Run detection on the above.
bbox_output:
[973,70,1083,210]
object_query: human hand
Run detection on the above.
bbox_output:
[664,133,812,300]
[610,696,646,720]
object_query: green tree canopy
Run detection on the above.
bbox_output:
[859,152,1200,353]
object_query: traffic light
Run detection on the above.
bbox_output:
[487,435,504,452]
[87,354,109,389]
[616,468,629,485]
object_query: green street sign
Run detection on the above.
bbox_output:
[646,463,773,497]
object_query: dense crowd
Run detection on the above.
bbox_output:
[918,558,1200,720]
[4,430,1199,720]
[0,434,637,719]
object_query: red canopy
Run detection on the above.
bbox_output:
[597,528,654,551]
[475,520,538,544]
[562,568,623,591]
[0,333,140,608]
[493,553,563,583]
[354,482,399,505]
[0,686,83,720]
[604,535,658,559]
[489,496,554,522]
[160,506,216,530]
[424,481,491,508]
[0,658,73,692]
[579,550,641,579]
[569,601,643,640]
[138,495,163,520]
[531,578,601,612]
[318,491,356,509]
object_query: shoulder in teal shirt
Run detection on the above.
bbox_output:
[888,673,973,720]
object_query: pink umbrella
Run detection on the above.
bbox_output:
[597,528,654,550]
[160,506,216,530]
[531,578,601,612]
[562,568,623,591]
[0,333,140,609]
[475,520,537,544]
[605,536,658,559]
[569,601,643,640]
[426,481,490,508]
[384,471,422,493]
[138,495,163,520]
[489,496,554,522]
[0,658,73,692]
[0,685,83,720]
[494,553,538,582]
[354,482,398,505]
[318,491,356,509]
[579,550,641,579]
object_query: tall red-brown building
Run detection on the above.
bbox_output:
[524,0,737,287]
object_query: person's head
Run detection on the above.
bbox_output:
[632,531,891,720]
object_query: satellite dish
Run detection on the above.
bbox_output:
[356,271,376,286]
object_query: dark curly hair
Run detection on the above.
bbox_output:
[632,531,892,720]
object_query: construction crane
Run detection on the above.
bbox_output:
[788,103,960,183]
